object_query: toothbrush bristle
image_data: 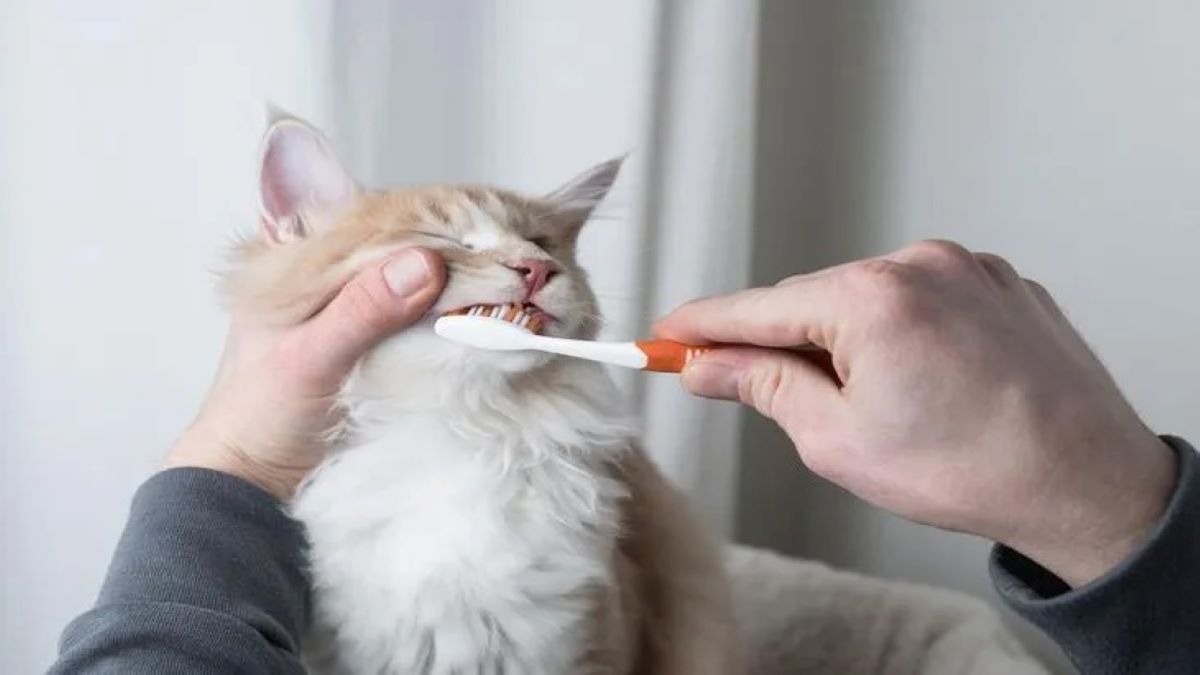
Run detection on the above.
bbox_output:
[442,302,547,335]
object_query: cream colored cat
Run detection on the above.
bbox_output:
[222,113,738,674]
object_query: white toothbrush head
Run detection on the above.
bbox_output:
[434,308,542,352]
[433,303,714,372]
[434,315,536,350]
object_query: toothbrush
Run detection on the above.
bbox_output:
[434,303,713,373]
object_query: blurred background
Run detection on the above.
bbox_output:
[4,1,1200,673]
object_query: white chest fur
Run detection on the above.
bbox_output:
[293,365,633,675]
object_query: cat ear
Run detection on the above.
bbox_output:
[258,111,358,244]
[544,156,624,228]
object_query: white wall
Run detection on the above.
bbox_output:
[0,3,337,670]
[741,2,1200,672]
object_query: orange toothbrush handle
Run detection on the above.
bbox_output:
[634,340,714,373]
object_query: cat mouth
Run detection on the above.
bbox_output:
[443,302,553,335]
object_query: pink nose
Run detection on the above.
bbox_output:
[505,258,560,293]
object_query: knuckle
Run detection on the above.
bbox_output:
[974,251,1012,268]
[848,261,922,325]
[975,252,1019,280]
[739,359,788,417]
[340,279,397,334]
[906,239,973,271]
[1024,277,1048,297]
[850,258,907,292]
[1023,277,1060,310]
[738,286,808,345]
[759,311,804,345]
[667,294,722,325]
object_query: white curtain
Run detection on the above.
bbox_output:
[0,2,758,671]
[635,2,758,532]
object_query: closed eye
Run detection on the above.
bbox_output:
[415,231,475,250]
[529,236,553,251]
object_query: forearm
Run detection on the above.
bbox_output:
[51,468,310,674]
[992,437,1200,674]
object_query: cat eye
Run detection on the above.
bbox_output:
[529,236,553,251]
[415,231,474,250]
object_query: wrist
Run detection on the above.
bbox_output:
[165,425,306,501]
[1002,432,1178,588]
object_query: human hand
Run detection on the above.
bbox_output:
[166,248,445,500]
[655,240,1176,587]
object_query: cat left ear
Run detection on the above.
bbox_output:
[258,112,359,244]
[544,156,624,229]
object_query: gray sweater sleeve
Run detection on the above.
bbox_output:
[991,436,1200,674]
[50,468,310,674]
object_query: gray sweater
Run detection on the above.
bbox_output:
[51,439,1200,674]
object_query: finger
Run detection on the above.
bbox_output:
[299,247,446,380]
[653,277,843,350]
[774,259,859,287]
[682,347,841,425]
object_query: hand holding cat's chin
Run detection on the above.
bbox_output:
[165,248,446,501]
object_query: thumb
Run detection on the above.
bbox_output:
[682,347,840,425]
[300,247,446,380]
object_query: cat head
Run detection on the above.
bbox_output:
[223,113,622,395]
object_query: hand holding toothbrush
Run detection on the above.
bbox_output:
[654,240,1176,590]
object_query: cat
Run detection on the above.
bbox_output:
[221,112,739,674]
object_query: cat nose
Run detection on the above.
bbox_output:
[505,258,560,294]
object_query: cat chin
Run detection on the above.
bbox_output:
[422,343,554,375]
[469,348,553,373]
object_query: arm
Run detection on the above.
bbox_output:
[991,437,1200,675]
[51,469,309,674]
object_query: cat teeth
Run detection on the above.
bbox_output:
[445,303,545,334]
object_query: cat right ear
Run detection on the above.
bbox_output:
[544,156,624,229]
[258,112,358,244]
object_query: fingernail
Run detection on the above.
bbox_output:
[682,361,740,400]
[383,250,431,297]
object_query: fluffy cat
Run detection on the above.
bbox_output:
[222,113,739,674]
